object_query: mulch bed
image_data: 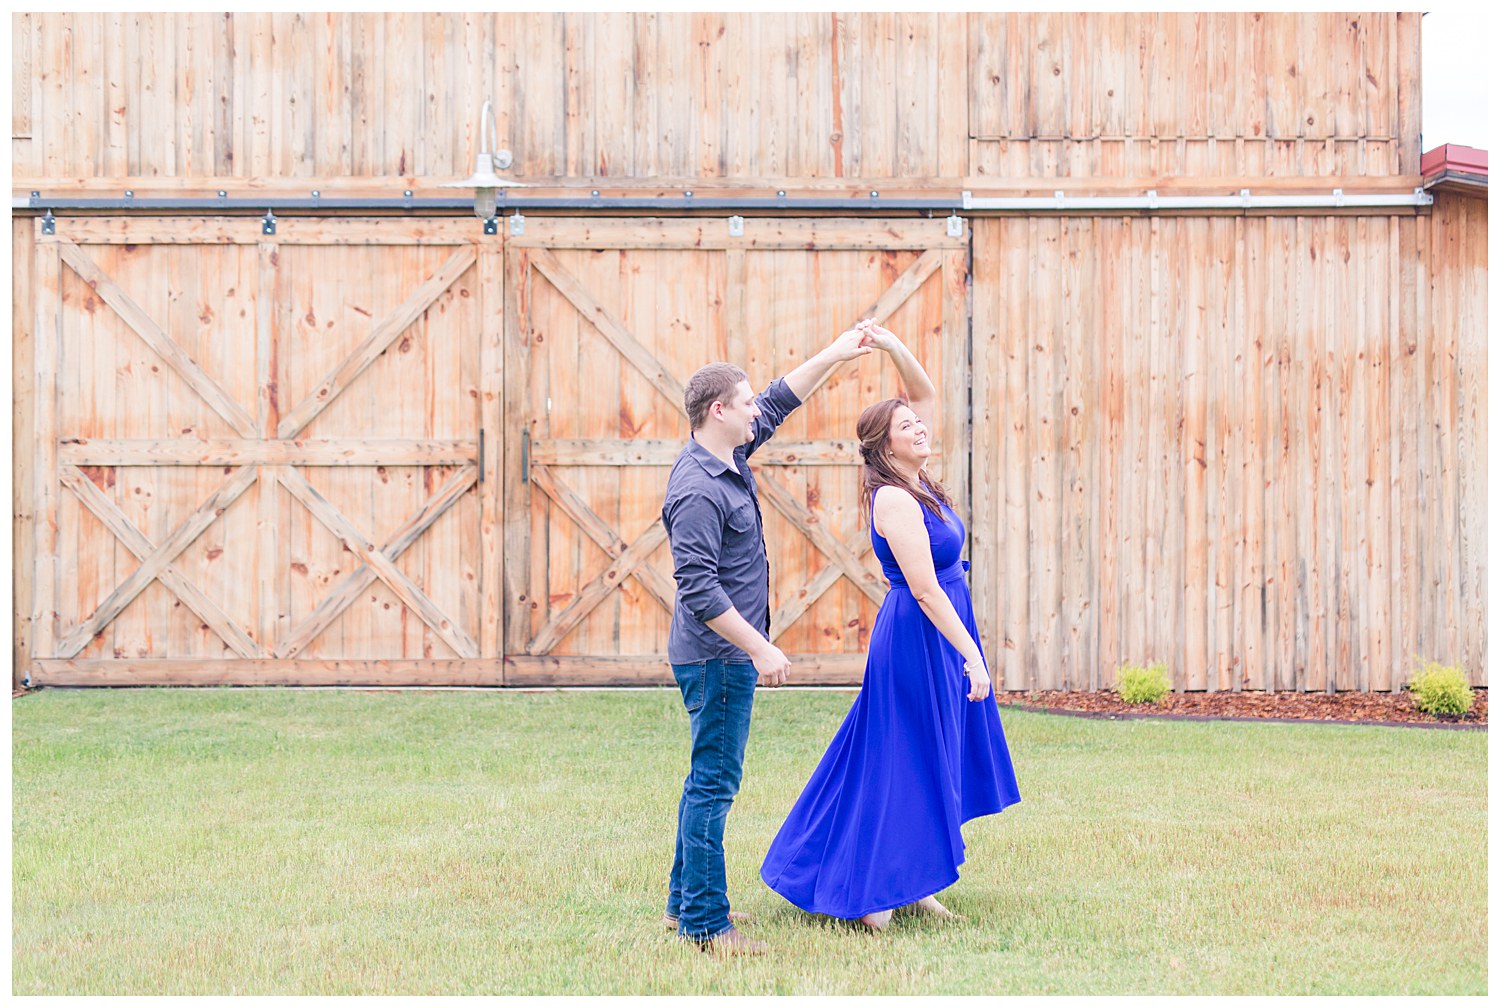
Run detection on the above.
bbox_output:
[998,688,1486,729]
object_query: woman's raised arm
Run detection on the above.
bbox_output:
[858,322,938,434]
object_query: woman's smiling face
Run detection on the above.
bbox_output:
[885,404,930,466]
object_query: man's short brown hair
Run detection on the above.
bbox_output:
[684,362,749,431]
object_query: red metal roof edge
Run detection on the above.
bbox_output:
[1421,144,1488,179]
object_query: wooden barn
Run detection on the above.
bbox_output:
[10,12,1486,692]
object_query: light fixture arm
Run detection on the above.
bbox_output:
[441,98,529,226]
[479,101,512,171]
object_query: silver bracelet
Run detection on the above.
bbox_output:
[963,658,985,676]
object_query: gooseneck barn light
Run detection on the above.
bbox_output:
[443,100,530,227]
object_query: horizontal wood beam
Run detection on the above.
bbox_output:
[503,654,867,686]
[15,174,1428,199]
[531,438,907,466]
[37,217,480,246]
[26,654,868,687]
[59,439,478,466]
[28,659,505,687]
[515,218,965,250]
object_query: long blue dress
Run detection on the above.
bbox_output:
[760,500,1021,919]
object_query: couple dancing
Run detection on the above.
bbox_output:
[660,320,1021,955]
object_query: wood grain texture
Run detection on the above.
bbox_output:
[969,209,1487,692]
[17,13,1419,183]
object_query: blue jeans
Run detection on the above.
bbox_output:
[665,659,758,941]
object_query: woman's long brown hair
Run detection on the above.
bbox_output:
[856,397,953,523]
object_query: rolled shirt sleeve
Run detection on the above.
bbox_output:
[663,493,735,624]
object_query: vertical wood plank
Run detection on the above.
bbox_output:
[383,13,418,176]
[1236,215,1265,690]
[1030,218,1061,689]
[692,12,725,177]
[316,12,352,177]
[1162,220,1185,687]
[1095,217,1125,685]
[969,226,998,673]
[1455,197,1487,682]
[1428,202,1449,674]
[940,244,970,531]
[1209,218,1235,691]
[1359,14,1391,176]
[995,222,1029,689]
[1335,215,1361,690]
[256,241,281,653]
[13,222,36,683]
[33,238,61,659]
[418,13,444,177]
[69,13,101,177]
[934,13,968,176]
[282,13,313,176]
[1057,217,1090,688]
[1394,11,1420,174]
[1364,216,1392,690]
[479,244,504,661]
[1143,218,1168,683]
[502,247,532,664]
[246,13,273,176]
[212,13,234,176]
[12,12,33,139]
[1388,218,1411,688]
[1181,218,1209,691]
[39,14,72,177]
[178,13,210,177]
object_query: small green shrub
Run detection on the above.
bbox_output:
[1117,662,1171,704]
[1407,661,1473,716]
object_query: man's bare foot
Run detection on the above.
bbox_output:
[859,909,893,931]
[913,895,957,919]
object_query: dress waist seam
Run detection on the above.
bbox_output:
[884,558,969,590]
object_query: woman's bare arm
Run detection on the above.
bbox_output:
[860,322,938,432]
[873,486,990,699]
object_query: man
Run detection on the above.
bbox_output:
[661,326,872,956]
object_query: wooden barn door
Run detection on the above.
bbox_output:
[503,218,969,685]
[29,217,500,686]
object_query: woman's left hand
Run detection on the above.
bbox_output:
[965,663,992,702]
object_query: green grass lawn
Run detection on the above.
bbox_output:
[11,688,1487,995]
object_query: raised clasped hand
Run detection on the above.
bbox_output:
[853,317,899,353]
[831,323,876,363]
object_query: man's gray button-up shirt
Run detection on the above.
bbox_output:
[661,377,803,665]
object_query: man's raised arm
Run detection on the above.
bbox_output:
[781,324,873,401]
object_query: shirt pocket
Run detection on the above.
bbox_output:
[726,502,756,535]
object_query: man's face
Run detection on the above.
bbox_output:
[717,380,761,444]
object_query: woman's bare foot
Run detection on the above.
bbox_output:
[859,909,893,931]
[912,895,956,919]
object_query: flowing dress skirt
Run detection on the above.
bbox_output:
[760,557,1021,918]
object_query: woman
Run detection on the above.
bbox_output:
[759,320,1021,931]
